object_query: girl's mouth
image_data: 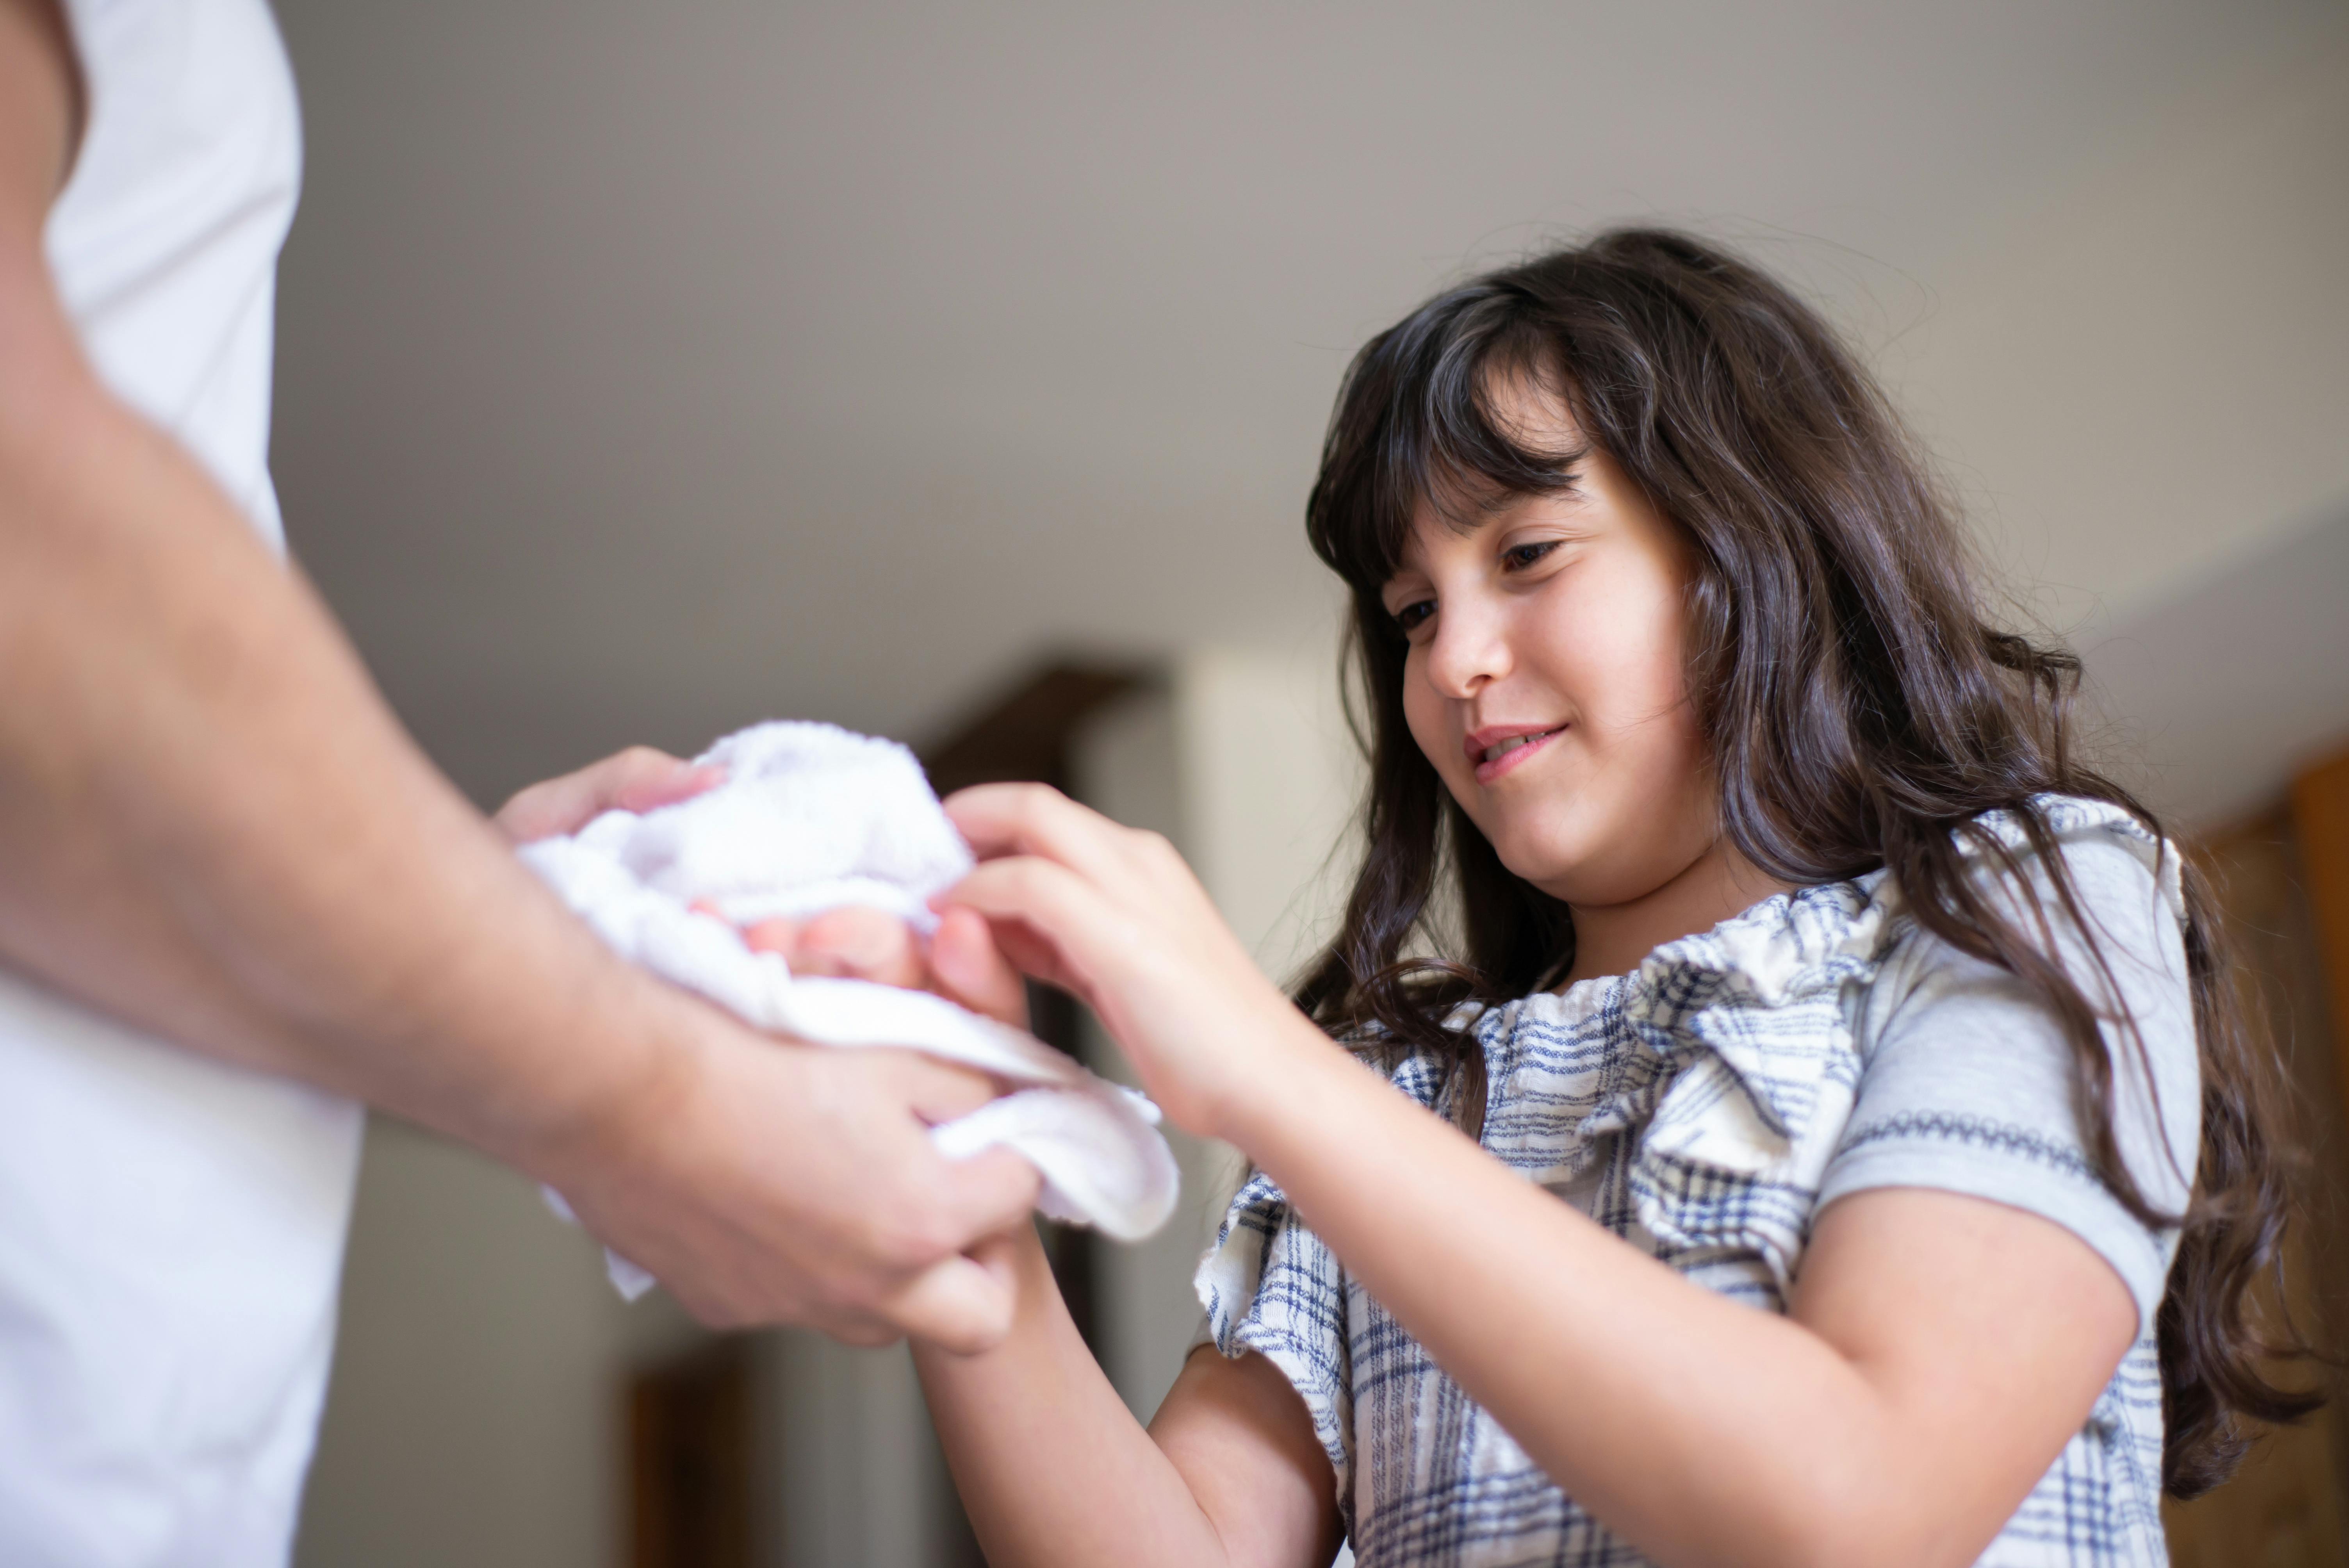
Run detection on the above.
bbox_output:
[1470,725,1565,784]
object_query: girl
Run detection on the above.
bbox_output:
[915,229,2316,1567]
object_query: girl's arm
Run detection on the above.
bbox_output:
[1227,1044,2133,1568]
[941,785,2139,1568]
[914,1224,1343,1568]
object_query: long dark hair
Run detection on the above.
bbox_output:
[1293,226,2318,1497]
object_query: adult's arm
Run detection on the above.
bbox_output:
[0,0,1035,1348]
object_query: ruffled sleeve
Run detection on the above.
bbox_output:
[1192,1041,1477,1511]
[1573,878,1892,1308]
[1193,1168,1355,1502]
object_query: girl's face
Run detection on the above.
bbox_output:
[1379,387,1720,910]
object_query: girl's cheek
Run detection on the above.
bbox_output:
[1400,656,1450,775]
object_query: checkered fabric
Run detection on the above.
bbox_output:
[1197,798,2178,1568]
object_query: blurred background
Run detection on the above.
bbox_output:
[262,1,2349,1563]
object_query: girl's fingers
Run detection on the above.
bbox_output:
[791,906,927,989]
[739,915,801,955]
[929,906,1031,1027]
[942,782,1138,883]
[936,856,1121,999]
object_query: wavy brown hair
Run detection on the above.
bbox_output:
[1293,227,2319,1496]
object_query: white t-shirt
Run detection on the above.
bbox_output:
[0,3,364,1564]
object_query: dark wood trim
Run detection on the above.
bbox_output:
[918,658,1150,1359]
[628,1337,755,1568]
[2290,747,2349,1138]
[921,663,1147,798]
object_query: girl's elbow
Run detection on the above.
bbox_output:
[1722,1466,1944,1568]
[1743,1497,1972,1568]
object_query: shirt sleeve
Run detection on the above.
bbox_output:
[1817,825,2201,1335]
[1193,1168,1355,1508]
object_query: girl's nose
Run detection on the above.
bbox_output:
[1424,596,1511,698]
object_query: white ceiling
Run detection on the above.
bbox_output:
[266,0,2349,804]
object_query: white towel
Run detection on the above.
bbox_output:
[520,721,1180,1300]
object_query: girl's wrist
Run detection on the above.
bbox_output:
[1203,999,1365,1153]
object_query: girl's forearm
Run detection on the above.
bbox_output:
[913,1228,1237,1568]
[1228,1025,1904,1568]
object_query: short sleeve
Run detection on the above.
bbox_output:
[1193,1169,1354,1502]
[1818,824,2200,1334]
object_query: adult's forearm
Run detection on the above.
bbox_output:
[914,1230,1235,1568]
[0,294,671,1179]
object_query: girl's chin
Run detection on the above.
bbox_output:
[1488,835,1596,901]
[1489,818,1663,906]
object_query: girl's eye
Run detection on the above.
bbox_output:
[1393,599,1435,634]
[1501,541,1559,572]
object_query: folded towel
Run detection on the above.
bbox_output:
[520,721,1180,1300]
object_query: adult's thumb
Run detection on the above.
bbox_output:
[881,1250,1019,1354]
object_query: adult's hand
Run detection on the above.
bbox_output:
[493,745,725,843]
[491,745,1027,1025]
[490,748,1042,1346]
[542,988,1043,1347]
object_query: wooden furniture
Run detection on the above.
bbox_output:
[628,1338,756,1568]
[2164,748,2349,1567]
[920,659,1146,1357]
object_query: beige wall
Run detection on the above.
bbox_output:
[1879,40,2349,825]
[1888,43,2349,625]
[298,1122,638,1567]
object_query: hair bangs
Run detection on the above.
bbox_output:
[1308,283,1585,599]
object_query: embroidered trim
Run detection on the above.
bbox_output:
[1837,1109,2101,1183]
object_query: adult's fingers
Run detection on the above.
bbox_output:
[881,1050,1009,1128]
[931,1142,1046,1244]
[875,1149,1042,1351]
[929,906,1030,1026]
[880,1250,1019,1354]
[494,747,724,843]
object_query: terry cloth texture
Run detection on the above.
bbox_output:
[522,722,1180,1297]
[1197,796,2196,1568]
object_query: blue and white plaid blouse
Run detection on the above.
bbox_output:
[1197,798,2193,1568]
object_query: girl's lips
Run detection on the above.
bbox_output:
[1471,725,1564,784]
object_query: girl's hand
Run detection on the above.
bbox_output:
[742,904,1031,1031]
[939,782,1319,1139]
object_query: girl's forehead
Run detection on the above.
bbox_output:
[1374,372,1588,588]
[1481,365,1583,449]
